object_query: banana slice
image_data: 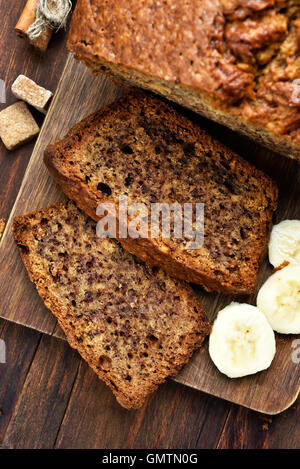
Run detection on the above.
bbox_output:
[257,265,300,334]
[269,219,300,268]
[209,302,276,378]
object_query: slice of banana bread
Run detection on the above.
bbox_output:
[67,0,300,160]
[44,91,278,295]
[12,200,210,409]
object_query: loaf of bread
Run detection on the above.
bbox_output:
[12,200,210,409]
[44,92,278,295]
[67,0,300,161]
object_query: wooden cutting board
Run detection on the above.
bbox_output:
[0,54,299,415]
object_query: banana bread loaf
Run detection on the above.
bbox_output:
[12,200,210,409]
[67,0,300,160]
[44,92,278,295]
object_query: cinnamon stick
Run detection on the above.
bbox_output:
[15,0,53,52]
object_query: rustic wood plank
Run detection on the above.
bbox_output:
[0,53,299,415]
[216,397,300,449]
[55,361,145,449]
[126,385,230,449]
[55,362,230,449]
[1,334,80,449]
[0,319,41,443]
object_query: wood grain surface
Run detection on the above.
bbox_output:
[0,52,299,415]
[0,0,299,449]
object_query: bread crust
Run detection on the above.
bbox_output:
[67,0,300,160]
[13,201,210,409]
[44,92,278,295]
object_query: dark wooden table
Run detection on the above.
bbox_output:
[0,1,299,449]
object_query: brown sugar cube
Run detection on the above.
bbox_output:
[11,75,53,114]
[0,102,40,150]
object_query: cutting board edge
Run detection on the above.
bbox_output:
[173,374,299,415]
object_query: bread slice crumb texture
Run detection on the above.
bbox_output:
[44,91,278,294]
[12,200,210,409]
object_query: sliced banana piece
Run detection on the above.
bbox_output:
[269,219,300,268]
[209,302,276,378]
[257,265,300,334]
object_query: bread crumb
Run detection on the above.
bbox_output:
[260,415,273,431]
[12,200,210,409]
[0,219,5,240]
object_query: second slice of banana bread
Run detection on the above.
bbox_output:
[44,92,278,294]
[13,200,210,409]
